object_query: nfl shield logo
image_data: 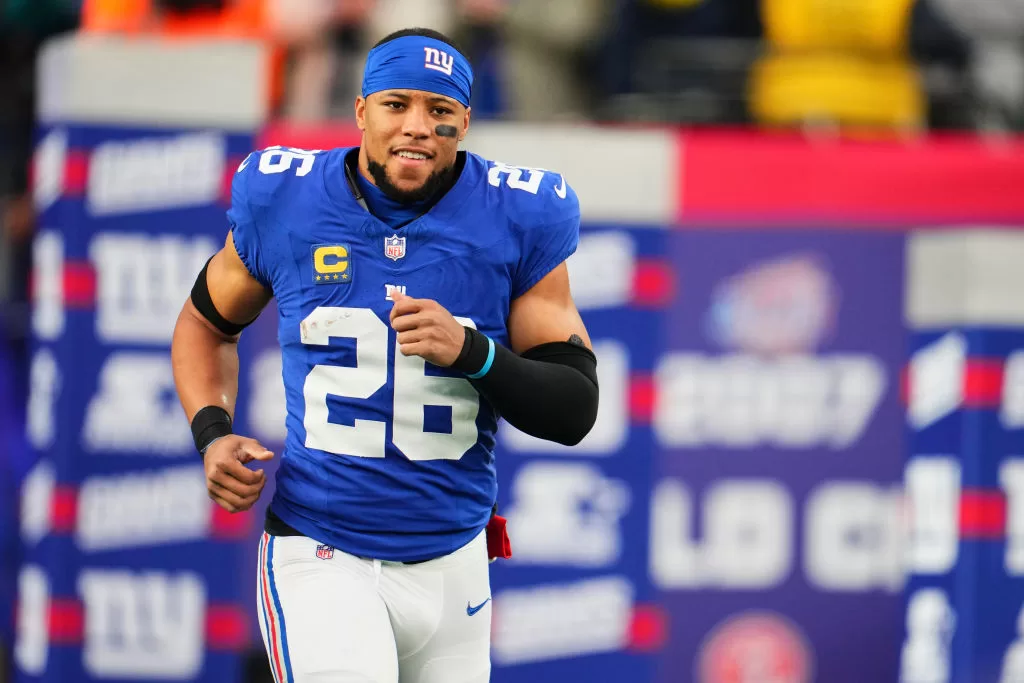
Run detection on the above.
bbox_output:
[384,234,406,261]
[316,544,334,560]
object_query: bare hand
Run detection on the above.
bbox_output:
[389,290,466,367]
[203,435,273,513]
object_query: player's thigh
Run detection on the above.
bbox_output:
[257,533,398,682]
[388,531,491,683]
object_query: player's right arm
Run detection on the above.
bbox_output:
[170,230,274,513]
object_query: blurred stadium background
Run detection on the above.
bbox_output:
[4,0,1024,682]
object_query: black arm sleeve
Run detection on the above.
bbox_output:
[451,328,599,446]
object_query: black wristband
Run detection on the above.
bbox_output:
[191,405,233,456]
[451,327,492,376]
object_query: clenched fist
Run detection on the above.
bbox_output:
[202,435,273,513]
[389,290,467,367]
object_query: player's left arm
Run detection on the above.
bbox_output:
[466,260,599,446]
[505,261,591,354]
[391,261,598,447]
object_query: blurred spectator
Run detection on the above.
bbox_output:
[268,0,509,120]
[268,0,375,120]
[596,0,763,124]
[907,0,973,130]
[930,0,1024,131]
[365,0,508,118]
[496,0,611,121]
[265,0,609,122]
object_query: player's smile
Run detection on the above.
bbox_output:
[391,146,435,170]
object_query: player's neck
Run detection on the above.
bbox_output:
[346,149,465,229]
[348,156,430,230]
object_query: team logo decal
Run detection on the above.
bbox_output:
[424,46,454,75]
[384,234,406,262]
[312,244,352,285]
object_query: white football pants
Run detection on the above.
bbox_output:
[256,530,492,683]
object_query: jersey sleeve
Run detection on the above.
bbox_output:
[226,152,273,288]
[511,173,581,300]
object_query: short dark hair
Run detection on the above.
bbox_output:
[372,27,467,59]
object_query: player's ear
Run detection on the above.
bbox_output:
[355,96,367,130]
[460,106,471,142]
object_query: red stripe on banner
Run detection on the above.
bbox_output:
[679,130,1024,225]
[48,598,84,644]
[628,603,668,652]
[960,490,1006,539]
[64,151,89,196]
[963,360,1003,408]
[900,359,1003,409]
[51,485,77,533]
[258,122,362,151]
[28,262,97,309]
[632,260,675,308]
[206,604,249,650]
[629,374,656,424]
[210,503,254,539]
[63,261,97,309]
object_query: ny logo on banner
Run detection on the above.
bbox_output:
[424,47,454,75]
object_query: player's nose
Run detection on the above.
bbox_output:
[400,106,432,139]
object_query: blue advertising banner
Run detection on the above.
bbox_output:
[488,225,669,683]
[17,124,254,683]
[903,328,1024,683]
[651,230,908,683]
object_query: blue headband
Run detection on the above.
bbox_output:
[361,36,473,108]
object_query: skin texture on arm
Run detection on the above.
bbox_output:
[505,262,591,353]
[170,231,275,513]
[171,231,271,421]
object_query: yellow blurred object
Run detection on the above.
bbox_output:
[752,0,923,130]
[749,52,925,129]
[762,0,916,53]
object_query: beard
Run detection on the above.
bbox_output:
[366,153,457,204]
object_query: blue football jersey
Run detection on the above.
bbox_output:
[228,146,580,561]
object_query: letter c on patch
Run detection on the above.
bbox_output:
[314,246,349,274]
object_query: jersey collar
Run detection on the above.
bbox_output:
[326,148,480,230]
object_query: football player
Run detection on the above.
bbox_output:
[171,27,599,683]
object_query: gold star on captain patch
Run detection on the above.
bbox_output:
[333,274,340,280]
[342,273,349,280]
[316,275,322,281]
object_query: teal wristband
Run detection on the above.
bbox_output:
[467,336,495,379]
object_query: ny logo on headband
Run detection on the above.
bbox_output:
[423,47,454,76]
